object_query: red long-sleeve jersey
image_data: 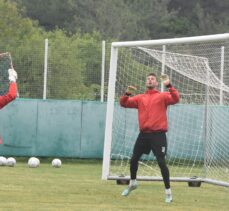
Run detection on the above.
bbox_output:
[0,82,17,109]
[120,87,179,132]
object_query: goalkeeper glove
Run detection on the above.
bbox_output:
[160,74,171,87]
[8,69,17,82]
[125,85,137,96]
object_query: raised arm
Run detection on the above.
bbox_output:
[161,74,179,105]
[120,85,139,108]
[164,86,180,105]
[0,69,18,109]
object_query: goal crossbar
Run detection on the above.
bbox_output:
[112,33,229,47]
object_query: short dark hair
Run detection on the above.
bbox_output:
[147,73,157,77]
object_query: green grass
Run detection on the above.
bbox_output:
[0,159,228,211]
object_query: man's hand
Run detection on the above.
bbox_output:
[126,85,137,95]
[8,68,17,82]
[160,74,170,87]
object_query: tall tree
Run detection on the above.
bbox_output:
[12,0,229,39]
[14,0,140,40]
[168,0,229,35]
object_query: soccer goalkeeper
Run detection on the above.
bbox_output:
[119,73,179,203]
[0,69,17,109]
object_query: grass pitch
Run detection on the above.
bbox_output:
[0,158,228,211]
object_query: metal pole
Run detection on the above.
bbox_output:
[43,39,48,100]
[204,61,210,179]
[220,46,225,105]
[161,45,166,92]
[102,46,118,180]
[101,41,106,102]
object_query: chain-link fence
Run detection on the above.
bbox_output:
[1,39,111,101]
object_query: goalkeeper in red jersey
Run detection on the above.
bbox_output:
[120,73,179,203]
[0,68,17,109]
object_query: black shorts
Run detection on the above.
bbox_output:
[133,131,167,158]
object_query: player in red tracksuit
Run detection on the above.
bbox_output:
[120,73,179,203]
[0,69,17,109]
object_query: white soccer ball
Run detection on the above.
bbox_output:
[0,156,7,166]
[52,158,62,168]
[28,157,40,168]
[36,157,40,165]
[7,157,16,167]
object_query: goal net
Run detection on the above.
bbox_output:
[102,34,229,187]
[0,52,13,95]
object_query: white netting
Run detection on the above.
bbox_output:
[0,39,110,100]
[0,52,13,95]
[105,37,229,186]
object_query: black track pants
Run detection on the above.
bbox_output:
[130,132,170,189]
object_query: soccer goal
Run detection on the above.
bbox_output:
[102,33,229,187]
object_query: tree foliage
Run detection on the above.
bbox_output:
[13,0,229,40]
[0,0,107,100]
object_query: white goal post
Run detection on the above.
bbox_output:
[102,33,229,187]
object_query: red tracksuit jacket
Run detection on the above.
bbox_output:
[0,82,17,109]
[120,87,180,132]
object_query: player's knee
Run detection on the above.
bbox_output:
[130,156,139,166]
[157,157,167,168]
[130,157,137,165]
